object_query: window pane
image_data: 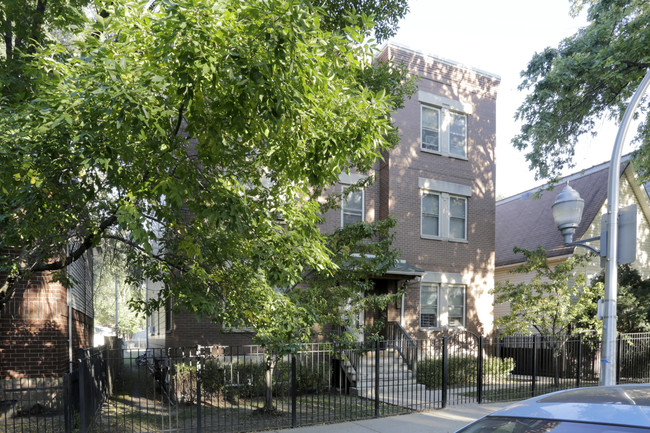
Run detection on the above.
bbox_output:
[422,130,439,150]
[344,190,363,211]
[422,106,439,128]
[422,215,439,236]
[449,112,466,134]
[422,193,440,215]
[343,211,363,225]
[450,197,466,217]
[450,218,466,239]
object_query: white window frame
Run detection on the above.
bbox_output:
[341,184,364,227]
[418,91,471,159]
[420,105,441,153]
[448,195,467,241]
[420,272,467,330]
[419,178,471,242]
[420,191,440,238]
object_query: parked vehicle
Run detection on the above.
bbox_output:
[456,384,650,432]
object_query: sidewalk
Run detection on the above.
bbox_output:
[270,401,516,433]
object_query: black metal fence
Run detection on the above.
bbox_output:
[2,331,650,433]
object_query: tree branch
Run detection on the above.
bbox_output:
[31,214,119,272]
[103,233,188,273]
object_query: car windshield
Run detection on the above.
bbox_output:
[457,417,650,433]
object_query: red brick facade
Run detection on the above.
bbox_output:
[0,271,93,378]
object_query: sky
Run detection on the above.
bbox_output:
[388,0,637,199]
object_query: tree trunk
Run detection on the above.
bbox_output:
[263,355,276,412]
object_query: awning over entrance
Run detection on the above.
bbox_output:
[382,261,425,280]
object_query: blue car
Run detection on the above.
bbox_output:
[456,385,650,432]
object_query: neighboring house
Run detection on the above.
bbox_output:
[495,157,650,321]
[154,43,500,346]
[0,250,94,378]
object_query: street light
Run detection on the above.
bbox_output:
[552,68,650,386]
[551,184,584,245]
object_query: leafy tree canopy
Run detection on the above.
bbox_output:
[492,246,603,336]
[590,264,650,333]
[514,0,650,181]
[0,0,415,343]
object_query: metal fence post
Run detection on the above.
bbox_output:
[291,355,297,428]
[374,339,380,418]
[576,334,583,388]
[477,336,483,405]
[78,355,87,433]
[532,335,538,398]
[196,346,202,433]
[616,335,622,385]
[442,336,448,409]
[63,373,72,433]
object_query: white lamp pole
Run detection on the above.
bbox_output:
[600,69,650,386]
[552,69,650,386]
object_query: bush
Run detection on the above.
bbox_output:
[416,356,515,389]
[173,355,331,400]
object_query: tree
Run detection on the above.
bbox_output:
[590,264,650,333]
[252,216,403,412]
[514,0,650,182]
[0,0,414,341]
[492,246,603,386]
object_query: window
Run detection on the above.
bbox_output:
[449,196,467,240]
[420,283,466,329]
[449,112,467,158]
[342,185,364,226]
[420,283,439,328]
[418,91,471,159]
[421,106,440,152]
[420,191,468,241]
[421,192,440,237]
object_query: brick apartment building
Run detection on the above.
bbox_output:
[0,252,94,378]
[150,44,500,346]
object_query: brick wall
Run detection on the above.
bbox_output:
[165,308,256,349]
[0,271,93,378]
[384,45,498,337]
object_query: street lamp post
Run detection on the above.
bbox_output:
[551,69,650,386]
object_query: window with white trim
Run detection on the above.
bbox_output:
[420,283,466,329]
[421,192,440,237]
[449,196,467,240]
[448,112,467,158]
[421,191,467,241]
[421,106,440,152]
[418,91,471,159]
[341,185,364,226]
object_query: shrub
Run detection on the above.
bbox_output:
[416,356,515,389]
[174,355,331,400]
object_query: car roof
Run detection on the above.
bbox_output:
[487,385,650,428]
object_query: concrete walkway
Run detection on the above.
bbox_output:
[269,401,516,433]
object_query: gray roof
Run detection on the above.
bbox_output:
[496,159,629,267]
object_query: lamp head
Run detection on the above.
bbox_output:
[552,184,584,244]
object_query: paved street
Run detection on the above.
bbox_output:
[270,401,515,433]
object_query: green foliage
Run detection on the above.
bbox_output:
[590,265,650,333]
[514,0,650,181]
[416,356,515,389]
[0,0,413,341]
[492,246,603,336]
